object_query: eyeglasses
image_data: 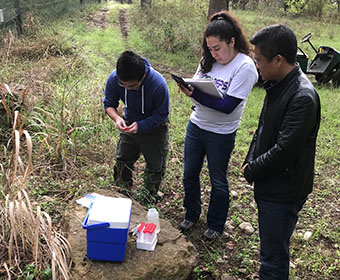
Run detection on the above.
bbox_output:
[118,78,144,90]
[254,54,279,66]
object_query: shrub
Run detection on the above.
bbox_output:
[128,0,208,57]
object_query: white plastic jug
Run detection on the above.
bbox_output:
[147,208,160,233]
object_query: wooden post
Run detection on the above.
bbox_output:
[13,0,23,34]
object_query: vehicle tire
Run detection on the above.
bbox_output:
[332,68,340,88]
[315,73,332,84]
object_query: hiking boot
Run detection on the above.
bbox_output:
[202,229,221,241]
[180,219,197,232]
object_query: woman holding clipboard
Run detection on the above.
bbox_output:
[176,10,258,241]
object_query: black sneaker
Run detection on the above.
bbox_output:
[180,219,196,232]
[202,229,221,241]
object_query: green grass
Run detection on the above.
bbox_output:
[1,1,340,279]
[233,9,340,60]
[127,29,199,73]
[55,21,124,76]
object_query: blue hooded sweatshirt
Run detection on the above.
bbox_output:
[103,58,169,134]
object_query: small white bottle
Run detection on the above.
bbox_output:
[147,208,160,233]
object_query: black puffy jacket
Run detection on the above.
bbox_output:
[243,66,321,203]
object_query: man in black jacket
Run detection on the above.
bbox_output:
[242,25,321,279]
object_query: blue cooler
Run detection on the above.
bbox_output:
[82,196,132,262]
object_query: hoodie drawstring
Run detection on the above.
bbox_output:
[124,85,145,114]
[141,85,144,114]
[124,88,128,109]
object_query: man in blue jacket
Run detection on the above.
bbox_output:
[103,51,169,204]
[242,25,321,279]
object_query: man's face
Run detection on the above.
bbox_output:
[254,46,279,81]
[118,75,145,90]
[118,79,143,90]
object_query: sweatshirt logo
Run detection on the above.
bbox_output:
[202,74,229,91]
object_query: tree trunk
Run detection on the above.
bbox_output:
[208,0,229,18]
[240,0,248,10]
[80,0,84,5]
[249,0,259,10]
[13,0,23,34]
[141,0,152,8]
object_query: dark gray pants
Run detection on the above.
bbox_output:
[114,122,169,195]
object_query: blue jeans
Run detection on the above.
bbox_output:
[183,121,235,233]
[256,199,305,280]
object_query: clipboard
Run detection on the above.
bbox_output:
[184,78,224,99]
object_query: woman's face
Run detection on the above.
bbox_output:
[206,36,237,65]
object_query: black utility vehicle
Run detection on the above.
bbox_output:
[297,33,340,87]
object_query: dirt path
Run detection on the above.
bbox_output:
[119,9,129,38]
[87,8,110,29]
[86,6,192,77]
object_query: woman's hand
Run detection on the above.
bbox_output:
[177,84,194,97]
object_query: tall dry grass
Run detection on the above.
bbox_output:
[0,190,72,279]
[1,84,33,192]
[0,83,73,279]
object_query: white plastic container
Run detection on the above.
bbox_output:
[136,222,157,251]
[147,208,160,233]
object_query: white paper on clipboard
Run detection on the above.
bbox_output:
[184,79,224,99]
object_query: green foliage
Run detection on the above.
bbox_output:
[1,1,340,279]
[127,0,207,70]
[283,0,308,15]
[19,264,52,280]
[235,0,340,22]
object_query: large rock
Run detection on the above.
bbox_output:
[64,191,197,280]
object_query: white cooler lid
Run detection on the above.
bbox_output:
[87,196,132,229]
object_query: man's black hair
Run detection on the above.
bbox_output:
[116,51,145,82]
[250,24,297,65]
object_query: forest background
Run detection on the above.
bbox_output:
[0,0,340,279]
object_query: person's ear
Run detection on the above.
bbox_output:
[275,54,285,67]
[230,37,235,48]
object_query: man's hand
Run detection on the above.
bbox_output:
[115,116,127,131]
[115,117,138,134]
[125,122,138,134]
[241,163,248,175]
